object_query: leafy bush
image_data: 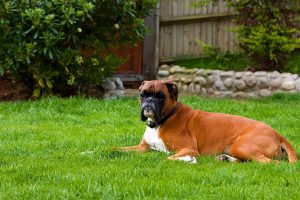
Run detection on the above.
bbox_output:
[284,50,300,74]
[191,38,247,71]
[0,0,157,98]
[195,0,300,71]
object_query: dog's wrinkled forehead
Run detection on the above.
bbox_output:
[139,80,167,93]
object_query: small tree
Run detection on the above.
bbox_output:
[0,0,157,98]
[194,0,300,71]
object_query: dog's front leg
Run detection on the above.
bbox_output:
[168,148,199,164]
[120,139,150,153]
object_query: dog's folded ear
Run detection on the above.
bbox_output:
[165,82,178,100]
[139,81,146,91]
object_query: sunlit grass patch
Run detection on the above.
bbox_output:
[0,94,300,199]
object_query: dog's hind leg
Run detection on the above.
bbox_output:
[229,140,275,163]
[226,130,285,163]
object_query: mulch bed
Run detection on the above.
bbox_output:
[0,72,31,101]
[0,71,107,101]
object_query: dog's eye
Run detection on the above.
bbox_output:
[154,92,165,99]
[140,93,146,98]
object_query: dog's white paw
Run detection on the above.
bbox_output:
[216,154,240,163]
[176,155,198,164]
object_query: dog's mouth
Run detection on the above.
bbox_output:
[143,107,155,118]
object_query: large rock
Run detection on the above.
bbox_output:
[182,68,197,74]
[180,77,186,82]
[221,91,234,97]
[173,76,180,82]
[270,71,281,78]
[292,74,299,80]
[207,76,214,85]
[169,65,181,74]
[183,78,193,84]
[214,91,222,96]
[201,88,207,95]
[270,77,282,88]
[281,73,292,78]
[203,69,213,76]
[255,71,268,77]
[196,69,205,76]
[182,84,188,92]
[160,64,169,70]
[109,90,124,97]
[234,80,246,90]
[214,80,225,91]
[259,89,271,97]
[207,88,215,95]
[257,77,269,88]
[281,80,295,90]
[233,91,247,98]
[103,79,116,90]
[220,71,234,78]
[158,70,170,77]
[243,71,253,77]
[195,84,201,94]
[177,82,183,91]
[224,78,233,88]
[112,77,125,90]
[194,77,207,86]
[212,73,221,82]
[188,83,195,93]
[244,76,257,87]
[235,72,244,79]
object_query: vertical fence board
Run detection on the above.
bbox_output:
[159,0,237,62]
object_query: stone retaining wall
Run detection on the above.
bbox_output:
[158,65,300,98]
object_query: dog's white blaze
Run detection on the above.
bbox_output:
[176,155,197,164]
[143,126,169,153]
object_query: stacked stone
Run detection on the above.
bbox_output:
[158,64,300,98]
[103,77,125,99]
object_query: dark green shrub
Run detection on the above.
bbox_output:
[195,0,300,71]
[0,0,157,98]
[193,38,247,71]
[284,50,300,74]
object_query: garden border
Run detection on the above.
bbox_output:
[158,65,300,98]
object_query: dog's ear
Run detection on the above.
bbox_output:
[165,83,178,100]
[139,81,146,91]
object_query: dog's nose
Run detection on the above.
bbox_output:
[144,106,151,112]
[145,97,153,103]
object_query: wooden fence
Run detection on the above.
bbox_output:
[159,0,237,62]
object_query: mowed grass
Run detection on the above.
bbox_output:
[0,94,300,199]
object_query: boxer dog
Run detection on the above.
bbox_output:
[121,80,298,164]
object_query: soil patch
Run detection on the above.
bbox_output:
[0,72,31,101]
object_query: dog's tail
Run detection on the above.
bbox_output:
[280,136,298,163]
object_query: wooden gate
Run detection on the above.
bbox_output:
[115,43,142,75]
[114,16,159,86]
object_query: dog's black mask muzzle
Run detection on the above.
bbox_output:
[140,97,163,124]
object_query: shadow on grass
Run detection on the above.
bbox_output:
[249,93,300,104]
[98,148,135,160]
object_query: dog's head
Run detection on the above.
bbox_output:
[139,80,178,124]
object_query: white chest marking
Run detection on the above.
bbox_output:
[143,126,169,153]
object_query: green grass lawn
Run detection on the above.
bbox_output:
[174,54,248,71]
[1,94,300,199]
[173,51,300,73]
